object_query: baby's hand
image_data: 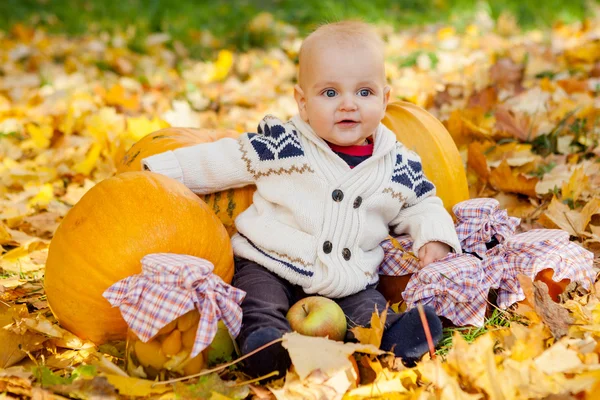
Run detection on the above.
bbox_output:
[417,241,451,268]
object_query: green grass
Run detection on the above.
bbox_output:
[435,307,514,357]
[0,0,596,58]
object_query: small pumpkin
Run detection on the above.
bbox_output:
[116,127,254,236]
[44,172,234,344]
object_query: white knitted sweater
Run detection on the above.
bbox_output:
[142,114,461,298]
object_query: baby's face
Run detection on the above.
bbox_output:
[294,43,390,146]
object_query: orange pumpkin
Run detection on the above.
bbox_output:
[116,127,254,236]
[382,101,469,212]
[44,172,234,344]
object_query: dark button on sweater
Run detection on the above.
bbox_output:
[342,248,351,260]
[332,189,344,202]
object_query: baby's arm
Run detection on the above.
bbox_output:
[388,148,461,262]
[142,136,254,194]
[390,195,460,256]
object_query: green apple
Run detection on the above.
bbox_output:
[286,296,347,341]
[204,321,235,365]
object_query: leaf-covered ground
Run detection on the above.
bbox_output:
[2,7,600,399]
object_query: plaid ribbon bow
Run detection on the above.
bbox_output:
[378,234,420,276]
[403,253,490,327]
[482,229,595,308]
[103,253,246,358]
[453,198,520,257]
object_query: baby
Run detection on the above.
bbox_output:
[143,20,461,379]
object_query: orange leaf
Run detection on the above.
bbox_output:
[557,78,589,94]
[104,84,140,112]
[467,141,490,181]
[350,306,388,348]
[489,160,538,198]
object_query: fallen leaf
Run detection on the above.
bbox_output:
[533,341,583,374]
[49,376,118,400]
[103,374,173,397]
[467,141,490,181]
[281,332,382,381]
[270,369,347,400]
[350,306,388,348]
[533,280,574,338]
[494,105,533,141]
[561,166,589,203]
[489,160,538,197]
[540,196,600,236]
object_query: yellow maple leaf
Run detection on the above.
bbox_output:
[103,375,172,397]
[126,116,169,142]
[27,183,54,209]
[72,143,102,176]
[25,123,53,149]
[211,50,234,82]
[561,166,589,203]
[350,306,388,348]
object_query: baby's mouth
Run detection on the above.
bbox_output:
[336,119,360,127]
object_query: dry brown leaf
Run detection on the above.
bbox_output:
[47,376,118,400]
[0,304,47,368]
[533,280,574,338]
[467,86,498,112]
[489,160,538,198]
[540,196,600,236]
[494,105,532,141]
[0,373,33,398]
[489,58,524,89]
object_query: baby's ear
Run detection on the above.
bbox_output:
[383,85,391,107]
[294,84,309,121]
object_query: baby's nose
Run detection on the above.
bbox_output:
[338,95,358,111]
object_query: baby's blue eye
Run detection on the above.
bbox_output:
[359,89,371,97]
[324,89,337,97]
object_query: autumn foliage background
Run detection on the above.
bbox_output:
[2,0,600,398]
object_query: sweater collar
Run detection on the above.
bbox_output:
[290,114,397,159]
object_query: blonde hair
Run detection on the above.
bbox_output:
[298,20,385,86]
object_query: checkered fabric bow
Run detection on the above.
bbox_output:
[402,253,490,327]
[482,229,595,308]
[453,198,520,257]
[103,253,246,358]
[378,234,420,276]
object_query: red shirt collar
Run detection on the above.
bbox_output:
[326,137,374,156]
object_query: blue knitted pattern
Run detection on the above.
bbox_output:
[391,152,435,198]
[247,120,304,161]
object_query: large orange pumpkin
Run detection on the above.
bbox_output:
[44,172,234,344]
[380,101,469,306]
[116,127,255,236]
[382,101,469,212]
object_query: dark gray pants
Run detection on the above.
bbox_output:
[232,257,402,346]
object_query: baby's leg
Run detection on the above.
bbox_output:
[232,257,294,381]
[335,287,403,342]
[336,287,442,366]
